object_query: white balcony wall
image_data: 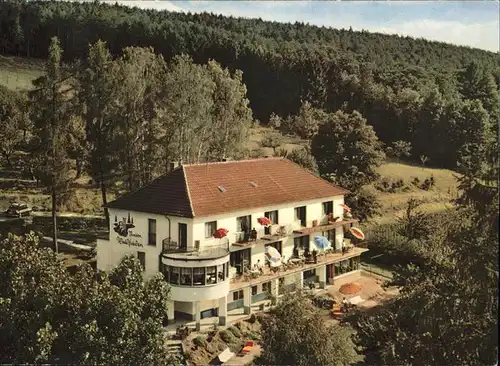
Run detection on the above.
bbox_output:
[97,208,193,278]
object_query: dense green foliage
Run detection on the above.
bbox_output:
[1,0,499,170]
[259,292,358,366]
[0,232,172,364]
[350,146,499,364]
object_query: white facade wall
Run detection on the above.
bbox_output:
[97,208,194,278]
[96,194,348,317]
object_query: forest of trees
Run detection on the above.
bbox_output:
[0,1,498,364]
[1,0,499,170]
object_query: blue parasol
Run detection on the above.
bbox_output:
[314,236,331,250]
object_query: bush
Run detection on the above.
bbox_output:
[228,326,242,338]
[247,331,260,341]
[376,177,405,193]
[248,313,257,324]
[193,336,206,348]
[219,330,234,343]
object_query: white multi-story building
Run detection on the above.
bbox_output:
[97,158,367,329]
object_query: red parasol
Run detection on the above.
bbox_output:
[257,217,272,226]
[349,227,365,240]
[340,204,351,213]
[213,228,229,239]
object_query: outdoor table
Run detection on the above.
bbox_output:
[290,258,304,266]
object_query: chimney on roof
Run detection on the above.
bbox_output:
[167,161,181,173]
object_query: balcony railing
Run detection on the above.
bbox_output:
[162,238,229,258]
[293,218,358,236]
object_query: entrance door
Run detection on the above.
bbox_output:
[230,248,251,274]
[178,223,187,250]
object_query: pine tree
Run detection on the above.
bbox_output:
[29,37,72,252]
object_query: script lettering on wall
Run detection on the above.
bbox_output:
[117,236,144,248]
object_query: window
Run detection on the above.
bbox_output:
[322,201,333,215]
[137,251,145,270]
[236,215,252,233]
[180,267,192,286]
[233,289,244,301]
[163,265,170,282]
[322,230,335,242]
[205,221,217,238]
[178,223,187,250]
[264,210,278,225]
[262,281,271,293]
[193,267,205,286]
[294,235,310,251]
[264,210,278,235]
[148,219,156,246]
[170,267,180,285]
[206,266,217,284]
[252,285,258,296]
[217,264,225,282]
[294,206,306,227]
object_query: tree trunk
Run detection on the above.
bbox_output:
[100,179,109,228]
[2,152,12,168]
[52,187,58,254]
[75,156,82,179]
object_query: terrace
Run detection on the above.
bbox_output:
[230,246,368,290]
[162,238,229,260]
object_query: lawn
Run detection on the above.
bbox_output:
[369,161,459,224]
[0,55,44,90]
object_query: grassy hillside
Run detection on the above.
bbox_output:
[0,55,43,90]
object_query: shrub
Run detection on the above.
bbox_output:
[248,313,257,324]
[420,178,431,190]
[193,336,206,348]
[228,326,241,338]
[219,330,234,343]
[412,176,420,186]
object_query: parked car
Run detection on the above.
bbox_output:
[5,202,32,218]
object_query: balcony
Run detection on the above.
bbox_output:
[162,238,229,260]
[293,218,359,237]
[232,225,293,249]
[230,246,368,290]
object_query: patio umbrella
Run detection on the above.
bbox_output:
[313,236,331,250]
[257,217,272,226]
[213,228,229,239]
[349,227,365,240]
[340,203,351,213]
[265,245,282,267]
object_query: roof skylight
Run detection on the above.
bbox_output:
[250,181,258,188]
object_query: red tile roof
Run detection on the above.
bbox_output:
[106,158,349,218]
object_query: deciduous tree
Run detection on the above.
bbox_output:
[0,232,173,365]
[77,40,119,224]
[311,109,385,191]
[259,292,358,366]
